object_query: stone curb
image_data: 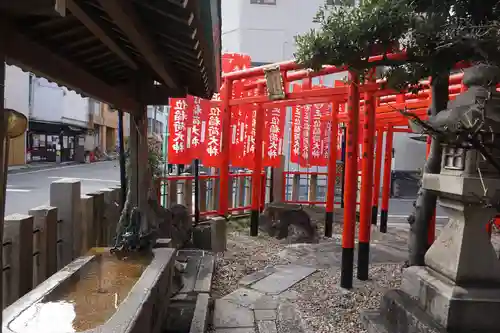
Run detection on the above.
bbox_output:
[7,160,109,174]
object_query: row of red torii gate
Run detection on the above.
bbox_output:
[163,52,469,288]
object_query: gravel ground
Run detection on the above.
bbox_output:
[211,216,406,333]
[211,218,290,298]
[291,264,403,333]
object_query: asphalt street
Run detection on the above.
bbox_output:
[4,161,447,222]
[5,161,120,216]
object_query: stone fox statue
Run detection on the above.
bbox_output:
[259,203,318,243]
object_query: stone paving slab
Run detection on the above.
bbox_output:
[257,320,278,333]
[221,288,265,308]
[213,299,255,328]
[255,309,277,321]
[250,265,316,295]
[215,328,256,333]
[239,266,276,287]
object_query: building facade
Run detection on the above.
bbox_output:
[222,0,426,198]
[5,65,30,166]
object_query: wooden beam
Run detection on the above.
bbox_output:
[66,0,138,70]
[98,0,181,89]
[3,19,140,112]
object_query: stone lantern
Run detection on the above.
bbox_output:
[363,65,500,332]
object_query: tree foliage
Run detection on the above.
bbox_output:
[294,0,500,266]
[294,0,500,89]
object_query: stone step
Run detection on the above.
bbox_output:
[361,289,445,333]
[164,250,215,333]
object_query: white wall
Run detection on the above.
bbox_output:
[4,65,30,116]
[62,89,89,128]
[31,77,64,123]
[30,76,89,127]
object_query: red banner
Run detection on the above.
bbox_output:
[301,104,312,167]
[290,86,302,165]
[188,96,209,159]
[202,94,223,167]
[263,106,285,167]
[168,98,190,164]
[309,102,325,166]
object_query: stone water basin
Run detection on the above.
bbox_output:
[3,246,175,333]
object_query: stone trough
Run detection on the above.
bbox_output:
[2,244,176,333]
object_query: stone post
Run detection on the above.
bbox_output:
[211,168,219,212]
[199,172,207,214]
[182,173,193,213]
[87,191,105,247]
[100,188,120,245]
[168,176,177,207]
[177,176,186,206]
[80,195,94,255]
[227,174,233,212]
[308,173,318,205]
[28,206,58,287]
[244,174,252,213]
[210,216,227,252]
[237,171,246,214]
[272,155,285,202]
[3,214,33,307]
[49,178,81,267]
[292,173,300,201]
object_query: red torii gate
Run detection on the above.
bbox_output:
[216,55,470,289]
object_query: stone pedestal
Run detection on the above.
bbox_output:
[362,174,500,333]
[49,178,81,267]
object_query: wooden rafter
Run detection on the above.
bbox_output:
[67,0,138,70]
[98,0,181,90]
[3,19,139,112]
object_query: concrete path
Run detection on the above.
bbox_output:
[5,161,119,215]
[213,264,316,333]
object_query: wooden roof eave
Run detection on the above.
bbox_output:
[2,19,140,112]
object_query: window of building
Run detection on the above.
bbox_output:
[250,0,276,5]
[327,0,355,6]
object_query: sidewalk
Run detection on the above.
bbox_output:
[8,161,81,174]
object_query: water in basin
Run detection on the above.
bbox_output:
[8,252,152,333]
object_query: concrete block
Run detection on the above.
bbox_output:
[222,288,264,308]
[194,254,215,293]
[257,321,278,333]
[87,191,105,247]
[80,195,94,255]
[191,217,227,252]
[253,295,279,310]
[213,299,254,328]
[108,187,121,243]
[100,188,120,245]
[189,293,210,333]
[28,206,58,286]
[216,329,256,333]
[49,178,81,266]
[199,175,208,213]
[250,265,316,295]
[211,216,227,252]
[3,214,34,307]
[255,310,277,321]
[239,266,276,287]
[180,257,201,294]
[154,238,172,248]
[192,223,212,250]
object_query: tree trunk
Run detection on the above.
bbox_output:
[407,72,449,266]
